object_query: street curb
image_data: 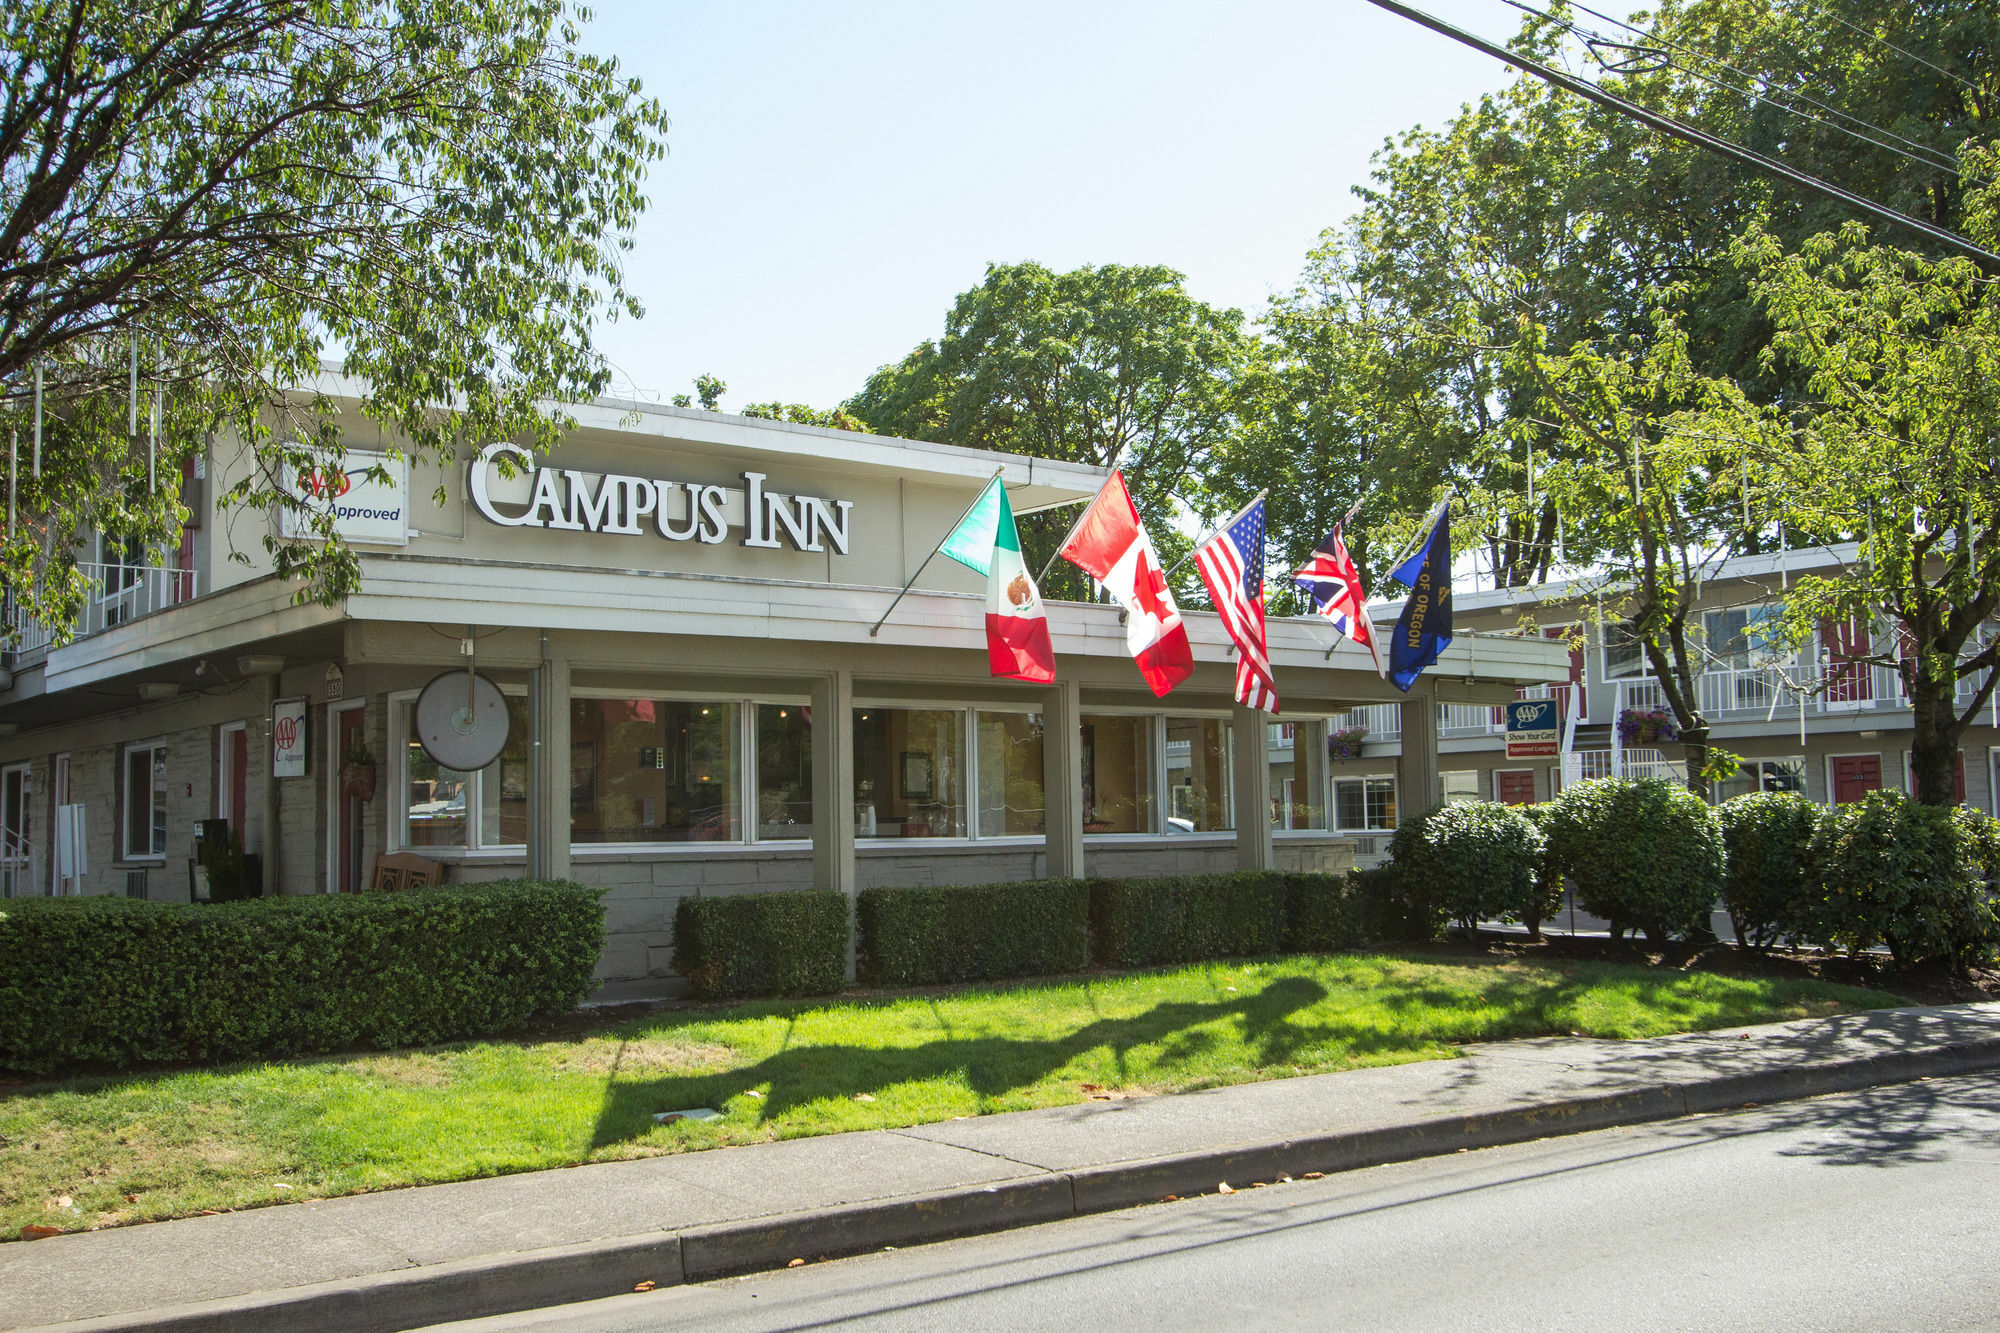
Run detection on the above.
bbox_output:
[22,1033,2000,1333]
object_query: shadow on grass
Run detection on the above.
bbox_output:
[588,977,1333,1149]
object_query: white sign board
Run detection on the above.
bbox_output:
[1505,698,1560,759]
[272,698,308,779]
[280,450,409,545]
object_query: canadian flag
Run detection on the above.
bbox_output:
[1059,471,1195,697]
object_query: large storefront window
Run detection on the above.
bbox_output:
[977,711,1045,836]
[401,694,529,849]
[756,704,813,839]
[1165,716,1231,832]
[1081,714,1155,834]
[570,698,741,843]
[854,707,964,837]
[1271,720,1328,830]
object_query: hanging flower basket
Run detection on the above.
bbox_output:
[1327,725,1369,763]
[341,738,378,800]
[1616,707,1679,747]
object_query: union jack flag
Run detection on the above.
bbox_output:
[1194,498,1279,713]
[1293,526,1385,678]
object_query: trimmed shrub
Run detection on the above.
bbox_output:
[1542,778,1725,942]
[1804,791,1999,969]
[1090,872,1288,968]
[1389,801,1546,937]
[1516,804,1565,939]
[673,889,848,999]
[1283,871,1370,952]
[1716,791,1825,949]
[0,881,603,1074]
[857,879,1089,986]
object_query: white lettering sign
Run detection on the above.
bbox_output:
[272,698,308,779]
[280,450,410,545]
[468,443,851,555]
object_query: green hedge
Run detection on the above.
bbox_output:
[673,890,848,999]
[1805,791,1999,968]
[1543,778,1725,942]
[1390,801,1547,936]
[0,881,603,1074]
[1089,871,1290,968]
[857,879,1088,986]
[1717,791,1825,949]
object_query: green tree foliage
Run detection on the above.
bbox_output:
[1804,789,1998,969]
[1741,202,2000,806]
[0,0,668,635]
[844,261,1256,599]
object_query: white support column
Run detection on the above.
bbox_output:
[1232,704,1274,870]
[1398,685,1442,818]
[809,669,857,973]
[1042,677,1084,880]
[535,652,571,881]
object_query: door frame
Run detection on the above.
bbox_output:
[1,761,31,897]
[1826,752,1884,806]
[325,700,367,893]
[1494,768,1537,806]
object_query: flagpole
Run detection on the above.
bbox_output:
[1034,479,1103,586]
[869,469,1004,637]
[1162,490,1268,582]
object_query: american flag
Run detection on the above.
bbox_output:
[1292,526,1385,678]
[1194,497,1279,713]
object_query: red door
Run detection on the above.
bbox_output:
[1497,770,1536,806]
[1546,626,1587,721]
[1822,618,1873,706]
[1832,755,1882,804]
[337,708,365,892]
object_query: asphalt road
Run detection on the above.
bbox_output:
[430,1073,2000,1333]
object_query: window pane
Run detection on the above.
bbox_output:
[1165,717,1231,831]
[977,711,1045,836]
[1081,715,1156,834]
[404,703,469,848]
[854,707,964,838]
[1335,779,1365,832]
[1367,778,1398,830]
[1603,622,1646,679]
[124,748,155,857]
[756,704,813,839]
[1442,771,1480,805]
[1704,608,1752,672]
[1271,720,1327,830]
[1762,758,1807,793]
[479,694,532,848]
[570,699,740,843]
[150,748,167,857]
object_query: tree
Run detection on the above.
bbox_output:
[0,0,668,636]
[1742,208,2000,807]
[670,373,867,432]
[844,261,1255,598]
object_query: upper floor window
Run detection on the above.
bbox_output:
[1704,604,1788,672]
[1601,621,1648,679]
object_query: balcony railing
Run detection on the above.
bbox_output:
[1571,748,1686,784]
[2,562,200,658]
[1331,703,1402,743]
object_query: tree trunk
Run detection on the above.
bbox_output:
[1907,665,1961,808]
[1678,724,1711,801]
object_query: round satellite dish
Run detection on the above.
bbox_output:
[414,670,511,771]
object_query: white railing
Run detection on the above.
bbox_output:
[1438,702,1504,736]
[1571,748,1686,785]
[4,563,199,656]
[0,824,35,898]
[1331,704,1401,742]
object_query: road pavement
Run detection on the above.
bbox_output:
[433,1072,2000,1333]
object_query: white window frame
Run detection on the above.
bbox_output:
[216,721,247,821]
[389,687,530,857]
[1600,620,1649,681]
[1333,775,1398,833]
[1441,770,1481,805]
[120,739,169,862]
[1272,715,1332,835]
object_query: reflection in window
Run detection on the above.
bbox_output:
[1442,771,1481,805]
[570,699,740,843]
[1602,621,1647,679]
[854,708,964,837]
[977,711,1045,836]
[405,719,470,848]
[478,694,532,847]
[1081,714,1155,834]
[1271,720,1327,830]
[756,704,813,839]
[1334,776,1397,832]
[1165,717,1231,831]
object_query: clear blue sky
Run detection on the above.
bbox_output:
[578,0,1527,411]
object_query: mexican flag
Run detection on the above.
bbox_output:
[939,476,1057,683]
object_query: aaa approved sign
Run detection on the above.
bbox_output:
[272,698,308,778]
[1505,698,1560,759]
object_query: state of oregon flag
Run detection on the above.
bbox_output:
[938,478,1057,683]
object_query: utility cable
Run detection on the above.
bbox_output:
[1361,0,2000,273]
[1803,0,1981,96]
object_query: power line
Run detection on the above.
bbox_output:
[1361,0,2000,273]
[1501,0,1980,183]
[1803,0,1981,96]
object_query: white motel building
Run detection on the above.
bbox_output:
[0,376,1572,994]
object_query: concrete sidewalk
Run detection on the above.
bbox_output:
[9,1000,2000,1333]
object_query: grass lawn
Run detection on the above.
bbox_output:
[0,952,1899,1239]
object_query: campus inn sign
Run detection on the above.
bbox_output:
[467,441,853,553]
